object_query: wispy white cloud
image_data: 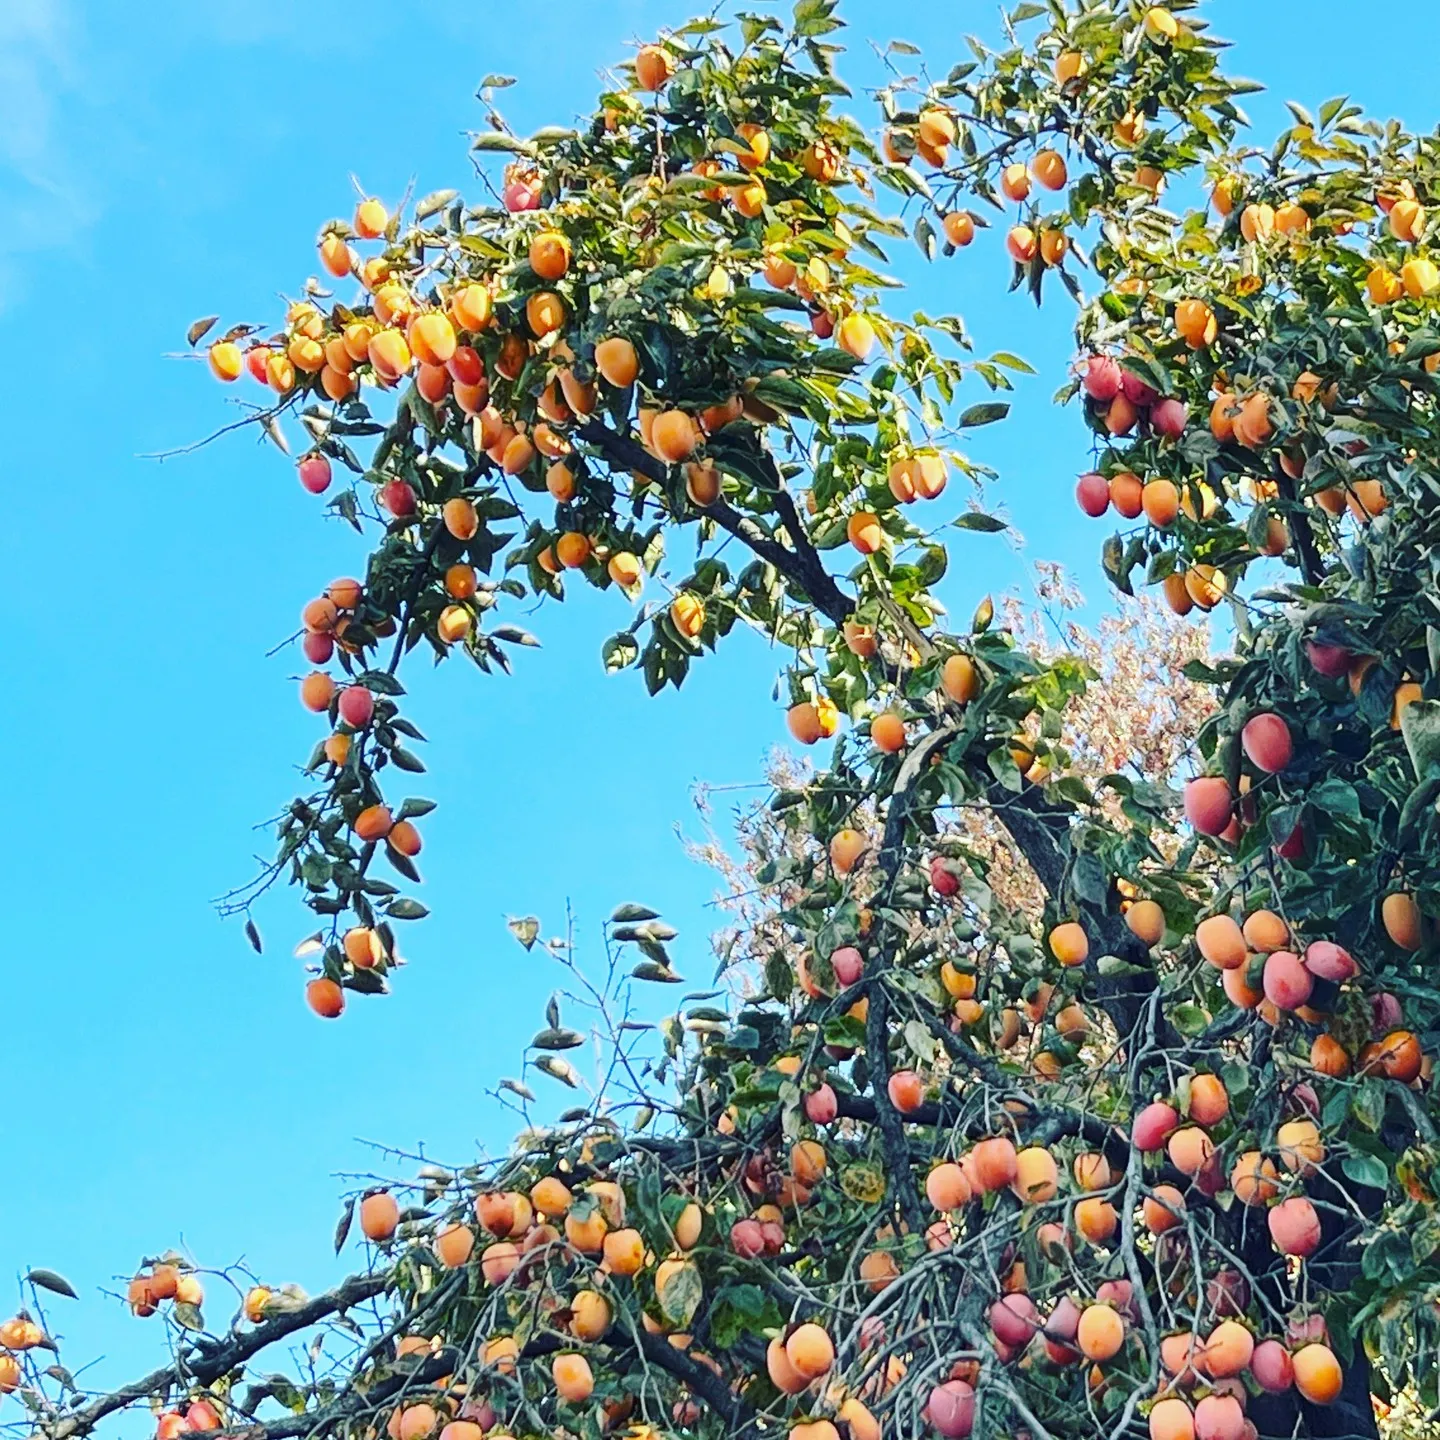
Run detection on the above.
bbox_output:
[0,0,97,311]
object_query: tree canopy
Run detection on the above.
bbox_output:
[10,3,1440,1439]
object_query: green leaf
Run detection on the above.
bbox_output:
[632,961,684,983]
[1342,1152,1389,1192]
[708,1284,782,1348]
[612,903,660,923]
[988,351,1036,374]
[1118,353,1172,398]
[334,1198,355,1253]
[1351,1080,1386,1133]
[26,1269,77,1300]
[414,189,459,220]
[1170,1004,1211,1037]
[1098,954,1145,977]
[913,212,937,261]
[471,131,535,155]
[958,402,1010,427]
[532,1027,586,1050]
[952,512,1008,533]
[1101,533,1134,596]
[535,1055,580,1087]
[603,634,640,673]
[356,671,406,697]
[491,624,541,647]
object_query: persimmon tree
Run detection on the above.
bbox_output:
[11,3,1440,1439]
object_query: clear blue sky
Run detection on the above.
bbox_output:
[2,0,1437,1398]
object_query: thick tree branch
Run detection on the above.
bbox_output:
[574,419,854,624]
[1273,462,1325,588]
[634,1328,757,1434]
[44,1272,390,1440]
[864,728,960,1237]
[580,414,1182,1067]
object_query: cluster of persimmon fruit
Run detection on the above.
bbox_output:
[925,1116,1348,1439]
[344,1170,868,1440]
[786,644,981,751]
[118,1262,290,1437]
[205,33,1007,991]
[884,8,1188,275]
[0,1313,45,1399]
[1069,172,1440,631]
[769,918,1357,1439]
[205,28,917,687]
[332,1047,1356,1440]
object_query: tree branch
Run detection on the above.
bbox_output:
[573,419,854,625]
[44,1272,390,1440]
[634,1328,757,1435]
[1273,462,1325,588]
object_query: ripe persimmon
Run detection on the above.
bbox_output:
[443,498,479,540]
[409,313,456,367]
[1142,1184,1185,1234]
[829,828,866,875]
[529,230,571,280]
[652,410,699,462]
[871,712,907,753]
[837,313,875,360]
[1292,1342,1343,1404]
[847,511,883,554]
[1077,1303,1125,1362]
[970,1136,1019,1193]
[354,198,388,238]
[208,341,243,382]
[667,593,703,639]
[602,1226,644,1275]
[1049,922,1088,967]
[1126,899,1165,945]
[786,1323,835,1379]
[360,1192,400,1242]
[634,44,675,91]
[306,978,345,1019]
[886,1070,924,1113]
[1013,1146,1058,1202]
[479,1241,520,1285]
[859,1250,899,1292]
[1383,892,1423,951]
[434,1223,474,1268]
[767,1336,808,1393]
